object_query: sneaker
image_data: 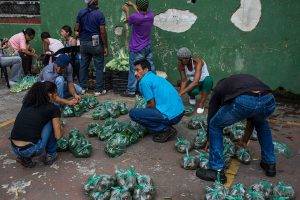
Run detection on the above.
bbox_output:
[152,127,177,143]
[189,96,196,105]
[9,80,17,86]
[16,156,37,168]
[121,91,136,98]
[196,107,205,114]
[196,168,227,184]
[260,162,276,177]
[94,90,107,96]
[43,154,57,165]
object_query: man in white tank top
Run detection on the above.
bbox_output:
[41,32,64,65]
[177,47,213,114]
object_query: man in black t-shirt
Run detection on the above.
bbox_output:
[196,74,276,184]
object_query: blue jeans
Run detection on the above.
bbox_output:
[129,108,183,133]
[127,45,155,94]
[11,121,57,158]
[208,94,276,170]
[55,76,82,99]
[79,41,105,92]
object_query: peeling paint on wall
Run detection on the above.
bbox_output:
[154,9,197,33]
[231,0,261,32]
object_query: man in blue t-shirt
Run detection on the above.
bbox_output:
[129,59,184,143]
[74,0,108,96]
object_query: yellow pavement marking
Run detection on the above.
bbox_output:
[225,158,241,188]
[0,119,15,128]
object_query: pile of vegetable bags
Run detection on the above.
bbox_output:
[10,76,37,93]
[205,180,295,200]
[91,100,129,120]
[62,95,99,117]
[86,118,146,158]
[84,166,155,200]
[57,128,92,158]
[175,122,253,171]
[105,48,129,72]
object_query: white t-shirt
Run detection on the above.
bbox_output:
[48,38,64,53]
[185,59,210,82]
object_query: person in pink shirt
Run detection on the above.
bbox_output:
[9,28,38,75]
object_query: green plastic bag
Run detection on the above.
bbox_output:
[133,184,155,200]
[56,136,69,152]
[223,154,232,168]
[193,126,207,149]
[249,180,273,199]
[118,102,129,115]
[225,196,244,200]
[89,190,111,200]
[134,174,155,199]
[175,137,192,153]
[273,141,293,158]
[196,150,209,169]
[245,188,265,200]
[110,187,132,200]
[184,106,194,116]
[229,183,246,197]
[84,174,102,193]
[71,137,93,158]
[223,137,236,157]
[73,104,85,117]
[68,129,92,158]
[187,115,206,130]
[205,181,229,200]
[115,167,137,191]
[98,125,115,141]
[10,76,37,93]
[62,106,75,117]
[235,147,251,165]
[272,182,295,199]
[86,123,101,137]
[105,135,127,158]
[92,109,110,120]
[134,96,147,108]
[83,95,99,109]
[181,149,199,170]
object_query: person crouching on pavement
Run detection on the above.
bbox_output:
[129,59,184,143]
[38,54,83,106]
[177,47,213,114]
[10,81,64,167]
[196,74,276,184]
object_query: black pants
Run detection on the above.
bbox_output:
[19,52,33,75]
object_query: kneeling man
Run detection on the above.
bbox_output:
[129,59,184,143]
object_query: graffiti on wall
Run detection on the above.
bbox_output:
[154,9,197,33]
[231,0,262,32]
[0,0,41,24]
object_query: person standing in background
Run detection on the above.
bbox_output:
[121,0,155,97]
[75,0,109,96]
[9,28,38,75]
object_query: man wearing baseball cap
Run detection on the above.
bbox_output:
[38,54,83,106]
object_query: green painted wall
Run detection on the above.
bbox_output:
[1,0,299,93]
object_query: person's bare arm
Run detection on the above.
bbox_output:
[237,120,255,147]
[100,25,108,56]
[70,37,77,46]
[52,118,63,139]
[53,93,77,106]
[179,70,188,94]
[74,23,80,39]
[20,48,37,57]
[68,82,81,102]
[147,99,156,108]
[180,59,203,96]
[42,39,50,53]
[127,1,139,12]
